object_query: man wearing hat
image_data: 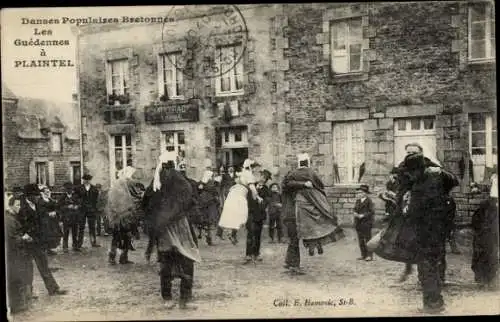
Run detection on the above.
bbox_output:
[76,174,101,248]
[17,184,67,296]
[353,184,375,261]
[57,182,81,253]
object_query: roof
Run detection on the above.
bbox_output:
[14,97,80,140]
[2,83,17,100]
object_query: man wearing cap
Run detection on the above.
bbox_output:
[77,174,101,248]
[57,182,81,253]
[401,152,458,313]
[17,184,67,296]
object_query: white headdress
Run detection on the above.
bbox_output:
[297,153,310,168]
[153,151,178,192]
[243,159,254,169]
[201,170,214,184]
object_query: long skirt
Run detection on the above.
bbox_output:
[218,184,248,230]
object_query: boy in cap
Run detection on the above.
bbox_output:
[57,182,80,252]
[354,184,375,261]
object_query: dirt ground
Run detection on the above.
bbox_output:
[10,228,500,321]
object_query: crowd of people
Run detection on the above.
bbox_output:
[5,144,498,315]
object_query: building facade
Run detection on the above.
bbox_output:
[77,2,496,224]
[2,84,82,191]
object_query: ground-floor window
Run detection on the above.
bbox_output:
[110,133,133,180]
[216,126,249,169]
[36,162,49,186]
[161,131,185,156]
[394,116,437,165]
[332,121,365,184]
[70,161,81,185]
[469,112,497,183]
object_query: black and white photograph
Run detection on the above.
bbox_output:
[1,2,498,320]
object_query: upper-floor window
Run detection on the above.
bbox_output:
[330,18,363,74]
[469,113,497,182]
[107,59,129,97]
[51,133,63,152]
[469,2,496,61]
[215,44,244,96]
[159,52,184,99]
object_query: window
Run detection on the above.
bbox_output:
[215,44,244,96]
[332,121,365,184]
[161,131,185,156]
[469,113,497,182]
[330,18,363,74]
[106,59,129,96]
[219,127,248,148]
[36,162,49,186]
[71,162,81,185]
[51,133,63,152]
[469,2,495,61]
[113,134,133,175]
[394,116,437,165]
[159,52,184,99]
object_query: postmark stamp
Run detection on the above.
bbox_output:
[161,5,249,80]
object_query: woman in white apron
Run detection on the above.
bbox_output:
[218,159,260,244]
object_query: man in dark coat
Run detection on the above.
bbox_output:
[244,168,271,264]
[77,174,101,248]
[402,153,459,313]
[57,182,81,252]
[17,184,67,296]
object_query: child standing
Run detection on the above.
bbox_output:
[354,184,375,261]
[267,183,283,243]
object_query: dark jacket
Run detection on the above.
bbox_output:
[17,198,43,247]
[267,192,282,216]
[353,197,375,229]
[77,184,99,214]
[57,193,81,223]
[37,197,63,249]
[247,183,271,223]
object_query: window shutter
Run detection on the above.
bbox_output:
[29,160,36,184]
[48,161,55,187]
[157,54,164,97]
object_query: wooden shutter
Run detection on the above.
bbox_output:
[105,61,112,96]
[29,160,36,184]
[48,161,55,187]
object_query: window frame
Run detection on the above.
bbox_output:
[215,44,245,97]
[35,161,49,186]
[468,2,496,62]
[220,127,248,149]
[106,59,130,97]
[160,131,186,156]
[158,52,184,100]
[330,17,364,75]
[394,116,436,137]
[332,121,365,185]
[110,133,133,182]
[70,161,81,185]
[468,113,497,182]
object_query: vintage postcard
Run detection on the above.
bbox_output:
[2,2,498,321]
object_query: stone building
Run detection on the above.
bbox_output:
[2,83,82,191]
[279,1,495,224]
[77,4,281,188]
[77,2,496,224]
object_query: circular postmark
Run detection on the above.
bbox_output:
[161,5,249,80]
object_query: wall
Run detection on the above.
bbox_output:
[78,5,279,189]
[282,2,496,224]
